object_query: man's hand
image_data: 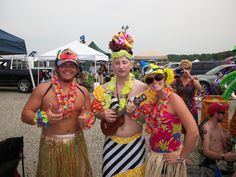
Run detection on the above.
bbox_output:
[126,100,137,114]
[224,152,236,162]
[78,107,90,127]
[46,103,63,126]
[102,109,117,123]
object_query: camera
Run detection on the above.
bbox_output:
[175,67,184,77]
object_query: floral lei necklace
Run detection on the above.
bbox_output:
[51,74,78,118]
[104,73,135,111]
[157,87,173,116]
[143,86,173,135]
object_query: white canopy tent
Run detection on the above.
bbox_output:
[40,40,109,82]
[40,40,109,61]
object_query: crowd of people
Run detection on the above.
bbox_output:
[21,30,236,177]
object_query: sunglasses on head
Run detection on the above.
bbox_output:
[217,111,225,115]
[145,74,164,85]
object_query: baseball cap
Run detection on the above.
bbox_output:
[207,102,229,115]
[56,48,79,66]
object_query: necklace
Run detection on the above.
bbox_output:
[51,75,78,118]
[105,73,135,111]
[93,73,135,112]
[157,87,173,116]
[144,87,173,135]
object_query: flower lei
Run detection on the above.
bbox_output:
[92,73,135,112]
[51,74,78,118]
[157,87,173,115]
[111,50,133,61]
[144,86,173,134]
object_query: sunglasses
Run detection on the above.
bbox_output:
[145,74,164,84]
[183,67,191,70]
[217,111,225,115]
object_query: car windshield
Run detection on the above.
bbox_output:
[205,65,235,76]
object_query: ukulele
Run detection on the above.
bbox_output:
[101,92,148,136]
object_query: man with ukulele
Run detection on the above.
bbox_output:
[91,31,147,177]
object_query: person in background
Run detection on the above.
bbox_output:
[201,102,236,172]
[21,48,94,177]
[172,59,201,124]
[97,68,104,84]
[92,31,147,177]
[89,62,98,79]
[129,63,199,177]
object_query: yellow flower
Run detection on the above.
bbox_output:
[106,77,116,91]
[119,98,127,111]
[104,94,112,110]
[93,73,135,111]
[93,86,105,101]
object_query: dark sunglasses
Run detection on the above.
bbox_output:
[218,111,225,115]
[145,74,164,84]
[183,67,191,70]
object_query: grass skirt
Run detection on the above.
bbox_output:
[36,131,92,177]
[145,150,187,177]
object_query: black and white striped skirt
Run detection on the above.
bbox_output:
[102,133,145,177]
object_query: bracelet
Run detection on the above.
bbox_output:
[33,111,51,128]
[82,111,96,129]
[177,155,184,164]
[91,99,104,114]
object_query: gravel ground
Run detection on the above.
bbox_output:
[0,88,235,177]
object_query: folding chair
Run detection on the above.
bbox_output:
[0,136,25,177]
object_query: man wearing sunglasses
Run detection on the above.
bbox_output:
[201,102,236,173]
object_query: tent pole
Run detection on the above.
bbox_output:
[95,61,97,82]
[26,56,36,89]
[38,63,40,85]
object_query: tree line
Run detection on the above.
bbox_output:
[167,50,235,62]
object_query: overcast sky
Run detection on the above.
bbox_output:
[1,0,236,55]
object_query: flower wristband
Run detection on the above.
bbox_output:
[33,110,51,128]
[82,111,96,129]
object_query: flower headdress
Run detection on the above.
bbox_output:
[109,31,134,61]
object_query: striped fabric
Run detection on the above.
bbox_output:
[102,135,145,177]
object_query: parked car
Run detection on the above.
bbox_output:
[194,64,236,95]
[191,61,226,75]
[165,61,226,75]
[0,58,52,93]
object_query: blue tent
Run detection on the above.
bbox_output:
[0,29,27,55]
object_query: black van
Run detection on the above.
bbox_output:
[191,61,226,75]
